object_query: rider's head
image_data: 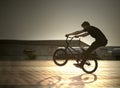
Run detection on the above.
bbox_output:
[81,21,90,28]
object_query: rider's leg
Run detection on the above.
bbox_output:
[80,41,101,67]
[74,41,97,67]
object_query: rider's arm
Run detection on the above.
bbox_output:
[66,29,85,36]
[79,32,89,37]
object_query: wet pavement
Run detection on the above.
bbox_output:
[0,60,120,88]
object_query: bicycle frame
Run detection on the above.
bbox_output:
[64,36,85,59]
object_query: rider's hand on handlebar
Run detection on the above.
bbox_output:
[65,34,69,37]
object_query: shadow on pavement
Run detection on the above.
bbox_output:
[69,73,97,88]
[0,74,97,88]
[36,73,97,88]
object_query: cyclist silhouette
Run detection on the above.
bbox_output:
[66,21,108,68]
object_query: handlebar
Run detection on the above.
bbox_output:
[65,35,81,44]
[66,35,80,39]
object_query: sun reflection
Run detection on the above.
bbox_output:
[54,60,84,75]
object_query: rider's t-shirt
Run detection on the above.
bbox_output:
[83,26,108,44]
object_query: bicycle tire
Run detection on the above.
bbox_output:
[82,55,98,74]
[53,49,68,66]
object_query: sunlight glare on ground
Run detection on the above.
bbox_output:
[0,60,120,88]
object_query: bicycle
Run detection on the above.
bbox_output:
[53,36,99,73]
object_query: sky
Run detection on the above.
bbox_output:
[0,0,120,46]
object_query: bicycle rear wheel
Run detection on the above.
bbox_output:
[53,49,68,66]
[82,55,98,74]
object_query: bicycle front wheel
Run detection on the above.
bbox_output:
[53,49,68,66]
[82,56,98,74]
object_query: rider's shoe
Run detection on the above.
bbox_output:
[85,61,91,66]
[73,63,83,68]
